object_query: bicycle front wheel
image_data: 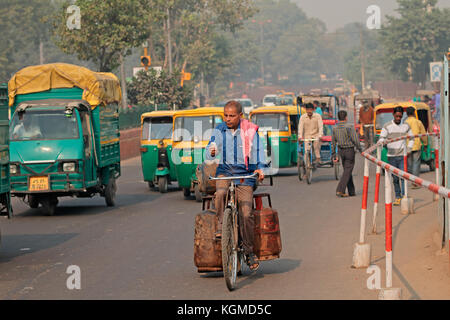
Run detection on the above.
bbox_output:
[222,207,238,291]
[305,152,312,184]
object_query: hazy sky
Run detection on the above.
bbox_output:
[292,0,450,31]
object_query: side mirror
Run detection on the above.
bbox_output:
[173,136,183,142]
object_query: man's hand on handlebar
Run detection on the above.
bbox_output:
[254,169,265,181]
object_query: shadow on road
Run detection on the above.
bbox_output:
[237,258,302,290]
[0,233,77,263]
[14,193,163,217]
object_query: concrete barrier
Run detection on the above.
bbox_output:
[120,127,141,160]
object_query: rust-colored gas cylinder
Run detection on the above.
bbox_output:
[193,210,222,272]
[253,194,282,260]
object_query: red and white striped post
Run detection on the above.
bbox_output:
[370,145,382,234]
[352,157,371,268]
[360,157,370,243]
[378,167,401,299]
[385,169,393,287]
[400,146,411,214]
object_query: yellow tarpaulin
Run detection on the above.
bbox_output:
[8,63,122,108]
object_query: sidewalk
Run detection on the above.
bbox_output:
[362,167,450,299]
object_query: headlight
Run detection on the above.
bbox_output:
[63,162,76,172]
[10,164,18,174]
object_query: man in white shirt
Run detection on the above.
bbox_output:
[378,106,414,205]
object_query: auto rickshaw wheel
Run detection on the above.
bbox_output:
[158,176,168,193]
[28,195,39,209]
[105,178,117,207]
[183,188,191,199]
[194,184,202,202]
[41,197,58,216]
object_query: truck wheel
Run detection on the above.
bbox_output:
[105,178,117,207]
[183,188,191,199]
[41,197,58,216]
[28,195,39,209]
[194,184,202,202]
[158,176,168,193]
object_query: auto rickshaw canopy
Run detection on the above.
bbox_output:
[141,110,177,124]
[374,101,432,132]
[8,63,122,108]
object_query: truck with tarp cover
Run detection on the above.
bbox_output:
[7,63,121,215]
[0,83,11,222]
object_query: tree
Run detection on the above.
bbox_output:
[380,0,450,85]
[52,0,156,72]
[127,69,193,108]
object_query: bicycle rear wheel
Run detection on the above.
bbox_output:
[222,207,237,291]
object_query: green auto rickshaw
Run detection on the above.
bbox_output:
[140,110,178,193]
[8,63,121,215]
[249,106,302,171]
[172,107,224,201]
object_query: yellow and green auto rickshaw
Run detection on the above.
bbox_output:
[374,101,435,170]
[140,110,177,193]
[249,105,303,171]
[172,107,224,201]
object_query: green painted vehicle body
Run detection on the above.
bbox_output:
[175,147,205,189]
[9,88,120,198]
[260,134,298,169]
[0,84,11,217]
[376,134,434,167]
[141,144,177,182]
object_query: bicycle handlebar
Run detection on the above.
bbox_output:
[300,138,319,142]
[209,172,259,181]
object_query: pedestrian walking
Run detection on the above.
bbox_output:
[378,106,414,206]
[405,106,427,188]
[332,110,362,197]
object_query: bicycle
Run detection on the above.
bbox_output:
[209,172,259,291]
[297,138,318,184]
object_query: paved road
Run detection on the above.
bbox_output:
[0,113,443,299]
[0,152,384,300]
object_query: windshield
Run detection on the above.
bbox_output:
[238,100,252,107]
[250,113,289,131]
[142,116,173,140]
[10,109,79,141]
[264,96,276,103]
[276,96,293,105]
[375,111,407,130]
[174,115,222,141]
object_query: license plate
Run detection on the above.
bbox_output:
[29,176,49,191]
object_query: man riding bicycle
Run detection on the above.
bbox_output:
[206,100,267,271]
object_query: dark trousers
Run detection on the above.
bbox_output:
[336,147,356,195]
[215,178,254,255]
[387,156,404,199]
